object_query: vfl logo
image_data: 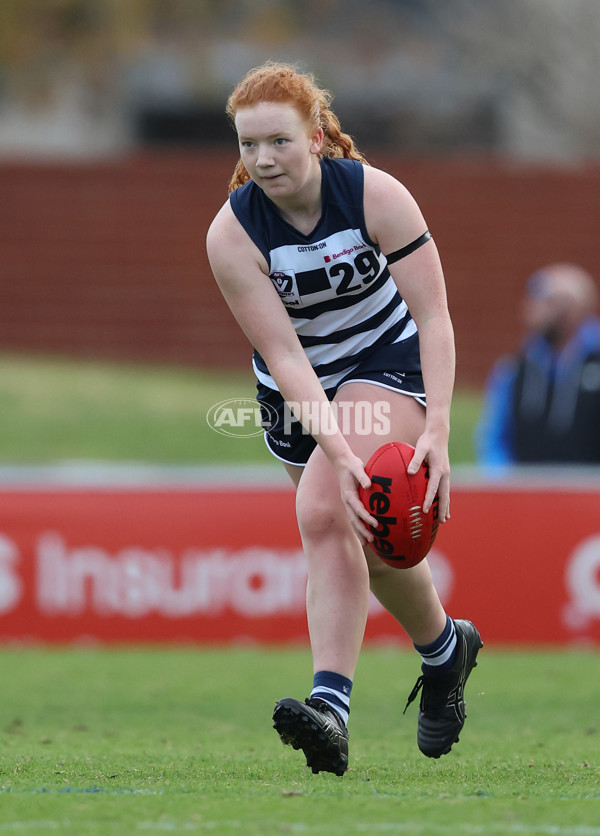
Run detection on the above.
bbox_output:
[272,272,294,293]
[270,270,301,306]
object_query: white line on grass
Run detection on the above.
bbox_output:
[0,824,64,831]
[1,822,599,834]
[354,826,600,835]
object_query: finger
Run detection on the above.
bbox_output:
[434,495,449,523]
[355,521,373,545]
[439,491,450,522]
[357,471,371,490]
[343,479,379,529]
[348,495,378,532]
[344,496,376,542]
[443,495,451,522]
[421,467,441,513]
[349,511,374,543]
[434,475,451,522]
[407,448,424,476]
[422,484,437,514]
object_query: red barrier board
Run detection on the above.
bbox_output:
[0,482,599,645]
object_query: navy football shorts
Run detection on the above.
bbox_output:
[256,333,427,467]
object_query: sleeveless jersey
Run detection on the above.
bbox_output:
[229,157,416,390]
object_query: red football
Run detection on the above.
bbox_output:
[359,441,440,569]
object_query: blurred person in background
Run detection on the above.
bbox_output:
[477,264,600,466]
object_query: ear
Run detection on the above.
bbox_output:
[310,126,324,155]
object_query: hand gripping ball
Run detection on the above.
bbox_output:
[359,441,440,569]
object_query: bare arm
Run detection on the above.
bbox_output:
[364,166,455,522]
[206,201,378,540]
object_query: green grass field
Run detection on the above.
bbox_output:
[1,355,597,833]
[0,647,598,835]
[0,353,482,465]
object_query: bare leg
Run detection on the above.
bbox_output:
[286,459,445,645]
[290,383,448,678]
[295,448,370,677]
[365,551,446,645]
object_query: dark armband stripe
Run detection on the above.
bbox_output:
[384,230,432,264]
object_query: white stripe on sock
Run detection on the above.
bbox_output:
[422,633,457,667]
[310,687,350,725]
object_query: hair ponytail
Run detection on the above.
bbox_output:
[319,107,368,164]
[228,159,251,192]
[226,62,369,193]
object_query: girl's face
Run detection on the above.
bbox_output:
[235,101,323,201]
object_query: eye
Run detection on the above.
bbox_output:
[274,138,287,146]
[240,140,254,149]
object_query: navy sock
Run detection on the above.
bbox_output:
[310,670,352,726]
[414,616,457,676]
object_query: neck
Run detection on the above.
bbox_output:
[272,160,323,233]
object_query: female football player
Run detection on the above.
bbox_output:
[206,62,481,775]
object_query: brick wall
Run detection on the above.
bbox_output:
[2,152,599,386]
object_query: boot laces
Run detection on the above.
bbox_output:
[403,672,454,715]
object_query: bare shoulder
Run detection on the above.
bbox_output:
[363,165,428,251]
[363,164,414,200]
[207,200,245,251]
[206,199,267,283]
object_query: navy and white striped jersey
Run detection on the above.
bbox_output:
[229,157,416,390]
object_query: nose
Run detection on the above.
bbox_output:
[256,143,275,168]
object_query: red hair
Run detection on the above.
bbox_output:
[226,62,368,192]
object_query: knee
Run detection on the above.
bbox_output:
[296,480,346,544]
